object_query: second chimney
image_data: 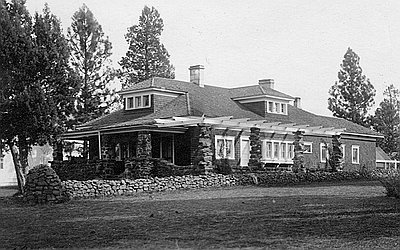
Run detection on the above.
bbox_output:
[189,65,205,87]
[259,79,274,89]
[294,97,301,109]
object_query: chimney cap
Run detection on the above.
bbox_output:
[189,65,205,70]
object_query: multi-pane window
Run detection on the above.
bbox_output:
[215,135,235,159]
[125,94,151,110]
[263,141,295,161]
[352,145,359,164]
[266,101,288,115]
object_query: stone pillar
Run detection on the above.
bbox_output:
[136,131,152,158]
[331,135,343,172]
[193,125,213,174]
[101,136,113,160]
[249,127,262,168]
[293,131,306,173]
[52,140,63,162]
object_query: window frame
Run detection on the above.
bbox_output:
[303,142,313,154]
[266,100,288,115]
[262,140,296,161]
[352,145,360,164]
[215,135,236,160]
[0,155,3,169]
[125,94,151,110]
[320,143,329,163]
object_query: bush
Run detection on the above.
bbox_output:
[374,170,400,198]
[235,171,373,187]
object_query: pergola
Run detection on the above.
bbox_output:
[155,116,346,136]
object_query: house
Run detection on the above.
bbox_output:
[60,65,382,173]
[0,144,53,186]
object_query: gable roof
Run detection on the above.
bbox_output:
[73,77,379,136]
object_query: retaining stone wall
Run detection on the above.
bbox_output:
[63,173,238,199]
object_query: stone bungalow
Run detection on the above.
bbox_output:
[61,65,382,173]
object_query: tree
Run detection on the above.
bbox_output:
[328,47,375,127]
[67,4,117,126]
[371,85,400,158]
[0,1,74,193]
[119,6,175,88]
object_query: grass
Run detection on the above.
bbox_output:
[1,181,400,249]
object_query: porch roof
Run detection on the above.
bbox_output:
[154,116,347,136]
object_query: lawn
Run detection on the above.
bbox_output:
[1,181,400,249]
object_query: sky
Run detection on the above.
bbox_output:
[25,0,400,116]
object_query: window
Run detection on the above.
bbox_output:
[304,142,313,153]
[352,145,359,164]
[266,100,288,115]
[215,135,235,159]
[265,141,272,159]
[288,143,295,159]
[125,94,151,110]
[320,143,329,163]
[143,95,150,107]
[135,96,141,107]
[281,103,286,114]
[268,101,273,112]
[281,143,286,159]
[273,142,279,159]
[127,97,134,109]
[0,156,3,169]
[275,103,280,113]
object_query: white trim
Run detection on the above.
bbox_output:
[118,87,185,96]
[320,143,329,163]
[261,139,294,163]
[342,132,383,139]
[125,94,151,110]
[215,135,235,160]
[352,145,360,164]
[341,144,345,162]
[304,142,313,154]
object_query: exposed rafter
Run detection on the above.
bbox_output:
[154,116,345,136]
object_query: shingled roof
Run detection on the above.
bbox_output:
[75,77,379,136]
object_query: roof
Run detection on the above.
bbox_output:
[376,147,392,161]
[71,77,379,136]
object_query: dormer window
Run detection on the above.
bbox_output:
[267,101,288,115]
[125,94,151,110]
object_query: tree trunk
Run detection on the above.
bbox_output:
[8,142,25,195]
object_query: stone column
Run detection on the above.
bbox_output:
[101,135,113,160]
[136,131,152,158]
[293,131,306,173]
[52,140,63,162]
[249,127,262,169]
[331,135,343,172]
[194,125,213,174]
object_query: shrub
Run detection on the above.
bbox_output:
[374,170,400,198]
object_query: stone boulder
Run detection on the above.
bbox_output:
[24,164,69,204]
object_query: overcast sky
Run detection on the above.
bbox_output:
[25,0,400,116]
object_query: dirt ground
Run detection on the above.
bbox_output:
[1,181,399,249]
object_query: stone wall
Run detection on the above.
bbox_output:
[63,173,238,199]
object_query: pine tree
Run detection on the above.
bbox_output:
[371,85,400,158]
[328,47,375,127]
[119,6,175,88]
[0,1,74,193]
[67,4,117,125]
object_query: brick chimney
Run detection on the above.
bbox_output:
[259,79,274,89]
[189,65,205,87]
[294,97,301,109]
